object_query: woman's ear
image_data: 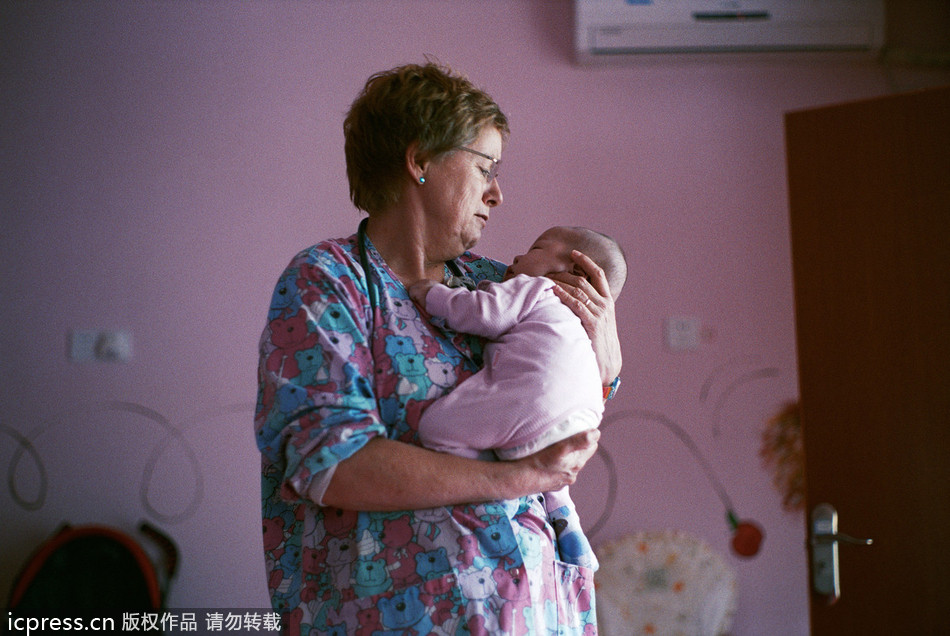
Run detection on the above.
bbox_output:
[405,141,430,184]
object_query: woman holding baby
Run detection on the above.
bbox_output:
[256,61,621,634]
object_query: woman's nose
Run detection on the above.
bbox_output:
[485,178,503,207]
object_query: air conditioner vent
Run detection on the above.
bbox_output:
[575,0,885,62]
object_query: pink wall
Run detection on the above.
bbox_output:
[1,1,902,632]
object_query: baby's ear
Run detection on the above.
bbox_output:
[571,264,591,281]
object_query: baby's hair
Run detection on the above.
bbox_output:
[560,226,628,299]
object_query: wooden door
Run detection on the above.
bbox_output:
[787,85,950,634]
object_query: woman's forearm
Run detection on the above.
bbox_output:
[320,437,518,510]
[319,432,598,511]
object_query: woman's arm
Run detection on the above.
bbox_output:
[320,429,600,511]
[548,249,622,384]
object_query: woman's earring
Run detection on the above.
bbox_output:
[419,176,426,184]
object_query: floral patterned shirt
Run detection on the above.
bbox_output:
[255,231,597,635]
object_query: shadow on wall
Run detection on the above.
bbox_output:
[586,355,783,560]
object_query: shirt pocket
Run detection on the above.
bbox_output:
[554,560,598,635]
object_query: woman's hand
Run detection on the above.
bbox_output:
[408,279,438,307]
[515,429,601,494]
[548,250,622,384]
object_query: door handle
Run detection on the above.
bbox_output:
[810,503,873,604]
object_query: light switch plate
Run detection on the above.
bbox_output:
[664,315,700,351]
[70,329,132,362]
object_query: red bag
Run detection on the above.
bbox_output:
[8,522,178,610]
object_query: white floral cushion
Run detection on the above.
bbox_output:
[595,530,737,636]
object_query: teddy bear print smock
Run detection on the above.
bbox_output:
[255,231,597,635]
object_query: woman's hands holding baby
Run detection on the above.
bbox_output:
[548,250,622,385]
[513,429,601,495]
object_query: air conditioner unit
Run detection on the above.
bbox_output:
[575,0,885,62]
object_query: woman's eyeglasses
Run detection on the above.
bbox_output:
[458,147,500,183]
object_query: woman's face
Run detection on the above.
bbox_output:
[420,126,504,259]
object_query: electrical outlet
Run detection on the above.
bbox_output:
[69,329,133,362]
[664,315,701,351]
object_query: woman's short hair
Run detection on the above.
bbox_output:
[344,62,510,214]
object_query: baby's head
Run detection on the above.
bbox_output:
[505,226,627,299]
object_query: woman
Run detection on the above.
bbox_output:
[256,62,621,635]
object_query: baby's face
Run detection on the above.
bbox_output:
[505,227,583,281]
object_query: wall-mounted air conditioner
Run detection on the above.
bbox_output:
[575,0,886,62]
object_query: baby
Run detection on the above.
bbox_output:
[409,225,627,569]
